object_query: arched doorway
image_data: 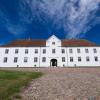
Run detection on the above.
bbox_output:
[50,59,57,67]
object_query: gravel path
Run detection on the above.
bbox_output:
[1,67,100,100]
[16,68,100,100]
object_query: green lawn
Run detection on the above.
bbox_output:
[0,70,43,100]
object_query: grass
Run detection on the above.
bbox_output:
[0,70,43,100]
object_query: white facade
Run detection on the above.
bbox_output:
[0,35,100,67]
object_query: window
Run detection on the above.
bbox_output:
[5,49,9,54]
[62,49,65,53]
[15,49,18,54]
[14,57,18,63]
[85,49,89,53]
[35,49,38,54]
[52,49,55,53]
[52,42,55,45]
[70,57,73,62]
[94,56,98,62]
[78,57,81,62]
[25,49,28,54]
[24,57,28,62]
[43,49,46,54]
[4,57,7,63]
[42,57,46,62]
[34,57,38,62]
[69,49,73,53]
[77,49,81,53]
[86,56,90,62]
[93,49,97,53]
[62,57,65,62]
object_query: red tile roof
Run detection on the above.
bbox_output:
[1,40,46,47]
[0,39,97,47]
[62,39,96,47]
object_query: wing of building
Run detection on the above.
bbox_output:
[0,35,100,67]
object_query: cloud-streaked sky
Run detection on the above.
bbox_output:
[0,0,100,44]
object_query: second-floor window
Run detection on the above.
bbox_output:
[25,49,28,54]
[85,49,89,53]
[5,49,9,54]
[52,42,55,45]
[69,49,73,53]
[62,49,65,53]
[43,49,46,54]
[15,49,18,54]
[93,49,97,53]
[35,49,38,54]
[77,49,81,53]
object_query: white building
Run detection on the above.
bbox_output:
[0,35,100,67]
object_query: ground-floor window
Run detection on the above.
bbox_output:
[24,57,28,62]
[62,57,65,62]
[94,56,98,62]
[4,57,8,63]
[14,57,18,63]
[70,57,73,62]
[34,57,38,62]
[42,57,46,62]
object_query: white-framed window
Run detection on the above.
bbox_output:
[42,57,46,62]
[52,49,55,53]
[35,49,38,54]
[4,57,8,63]
[14,57,18,63]
[69,49,73,53]
[62,57,65,62]
[94,56,98,62]
[86,56,90,62]
[62,49,65,53]
[5,49,9,54]
[85,49,89,53]
[70,57,73,62]
[25,49,28,54]
[93,49,97,53]
[15,49,19,54]
[52,42,55,45]
[78,57,81,62]
[24,57,28,62]
[34,57,38,62]
[43,49,46,54]
[77,49,81,53]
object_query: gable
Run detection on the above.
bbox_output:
[46,35,61,47]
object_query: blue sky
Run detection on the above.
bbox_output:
[0,0,100,45]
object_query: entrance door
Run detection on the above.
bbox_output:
[50,59,57,67]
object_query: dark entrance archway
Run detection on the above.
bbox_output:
[50,59,57,67]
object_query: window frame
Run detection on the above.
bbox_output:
[62,57,65,62]
[14,57,18,63]
[34,57,38,62]
[4,57,8,63]
[42,57,46,62]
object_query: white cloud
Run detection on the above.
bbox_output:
[26,0,100,38]
[0,0,100,38]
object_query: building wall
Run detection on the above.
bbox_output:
[0,46,100,67]
[0,35,100,67]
